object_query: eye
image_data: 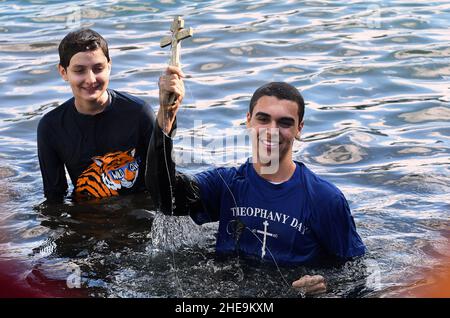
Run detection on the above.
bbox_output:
[93,66,105,73]
[278,119,294,128]
[257,116,270,123]
[278,122,292,128]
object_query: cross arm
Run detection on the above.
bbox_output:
[176,27,194,41]
[160,36,172,48]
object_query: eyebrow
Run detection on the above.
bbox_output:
[72,63,105,68]
[254,111,295,124]
[255,112,270,117]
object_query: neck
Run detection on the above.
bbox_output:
[253,153,296,183]
[74,91,109,115]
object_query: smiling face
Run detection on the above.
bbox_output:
[247,95,304,166]
[58,48,111,111]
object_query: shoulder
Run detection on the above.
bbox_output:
[111,90,155,119]
[298,163,355,227]
[193,163,248,193]
[299,162,346,205]
[111,90,147,109]
[194,166,239,184]
[38,98,73,132]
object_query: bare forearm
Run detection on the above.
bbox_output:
[157,106,177,134]
[158,65,185,134]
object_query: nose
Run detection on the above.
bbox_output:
[269,120,277,129]
[262,122,278,141]
[85,69,96,85]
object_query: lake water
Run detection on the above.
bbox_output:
[0,0,449,298]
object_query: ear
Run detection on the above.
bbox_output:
[127,148,136,158]
[92,156,103,167]
[107,59,112,73]
[58,64,68,81]
[296,120,304,140]
[246,112,251,128]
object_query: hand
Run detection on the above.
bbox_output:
[292,275,327,296]
[157,66,185,133]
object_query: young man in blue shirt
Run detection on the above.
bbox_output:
[149,78,366,295]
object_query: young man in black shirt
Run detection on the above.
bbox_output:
[37,28,184,202]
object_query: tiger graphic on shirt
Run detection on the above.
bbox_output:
[74,148,139,199]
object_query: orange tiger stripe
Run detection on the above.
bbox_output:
[79,171,103,183]
[74,149,137,200]
[76,185,101,198]
[83,178,111,197]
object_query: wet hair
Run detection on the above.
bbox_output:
[249,82,305,122]
[58,28,110,69]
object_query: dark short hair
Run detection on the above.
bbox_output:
[58,28,110,69]
[249,82,305,122]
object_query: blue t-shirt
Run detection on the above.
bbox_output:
[193,160,366,265]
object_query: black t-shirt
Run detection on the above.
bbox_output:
[37,89,156,201]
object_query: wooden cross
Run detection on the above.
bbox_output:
[160,16,193,105]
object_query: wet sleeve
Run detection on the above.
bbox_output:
[310,193,366,260]
[139,103,156,151]
[145,121,204,219]
[37,119,67,203]
[191,169,226,224]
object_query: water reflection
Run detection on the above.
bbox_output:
[399,106,450,123]
[313,144,367,165]
[1,0,449,298]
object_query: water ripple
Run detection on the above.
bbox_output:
[1,0,449,298]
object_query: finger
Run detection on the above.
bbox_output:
[304,282,327,295]
[159,76,175,89]
[170,81,185,97]
[292,275,311,288]
[166,76,183,87]
[168,73,181,81]
[292,275,325,288]
[167,83,183,97]
[161,81,180,95]
[171,77,183,86]
[165,65,185,78]
[166,103,179,111]
[175,80,185,95]
[308,275,325,286]
[160,75,178,85]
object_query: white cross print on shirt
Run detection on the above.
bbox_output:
[252,220,278,259]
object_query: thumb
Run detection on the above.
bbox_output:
[292,275,311,288]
